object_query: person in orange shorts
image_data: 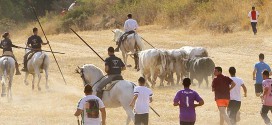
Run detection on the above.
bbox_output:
[212,67,236,125]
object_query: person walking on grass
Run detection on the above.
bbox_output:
[227,67,247,125]
[74,85,106,125]
[253,53,271,97]
[248,6,259,35]
[130,77,153,125]
[212,67,236,125]
[174,78,204,125]
[260,70,272,125]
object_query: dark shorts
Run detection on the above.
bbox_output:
[255,84,263,94]
[135,113,149,125]
[180,121,195,125]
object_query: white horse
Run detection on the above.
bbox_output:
[76,64,135,125]
[0,56,15,100]
[24,49,50,91]
[113,29,144,69]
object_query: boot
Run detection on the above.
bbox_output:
[21,61,28,72]
[15,63,21,75]
[96,91,103,100]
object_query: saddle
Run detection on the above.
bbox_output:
[117,31,136,45]
[1,51,17,61]
[26,51,45,72]
[27,51,41,61]
[102,75,123,91]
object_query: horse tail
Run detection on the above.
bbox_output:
[135,34,144,51]
[39,52,48,69]
[2,58,9,84]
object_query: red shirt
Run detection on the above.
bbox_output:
[251,11,257,20]
[212,74,233,100]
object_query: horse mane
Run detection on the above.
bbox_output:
[82,64,104,85]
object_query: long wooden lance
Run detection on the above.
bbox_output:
[30,5,67,84]
[16,46,65,54]
[70,28,105,62]
[110,30,156,49]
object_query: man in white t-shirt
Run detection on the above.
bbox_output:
[115,13,139,52]
[227,67,247,125]
[248,6,260,35]
[68,1,77,11]
[130,77,153,125]
[74,85,106,125]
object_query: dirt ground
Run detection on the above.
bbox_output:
[0,25,271,125]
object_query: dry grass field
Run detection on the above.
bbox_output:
[0,25,272,125]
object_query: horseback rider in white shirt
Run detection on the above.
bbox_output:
[115,13,138,52]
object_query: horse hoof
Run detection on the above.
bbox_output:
[1,94,6,97]
[32,86,34,90]
[127,65,132,67]
[25,82,29,86]
[38,87,41,91]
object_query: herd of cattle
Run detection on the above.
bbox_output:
[138,46,215,88]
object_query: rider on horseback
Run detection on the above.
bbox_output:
[0,32,21,75]
[21,28,48,72]
[96,47,126,99]
[114,13,138,52]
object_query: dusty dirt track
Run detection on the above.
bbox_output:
[0,25,272,125]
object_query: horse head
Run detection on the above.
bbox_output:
[77,64,105,87]
[113,29,124,43]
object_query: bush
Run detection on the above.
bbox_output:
[13,0,272,34]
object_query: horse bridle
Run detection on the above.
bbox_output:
[79,68,107,87]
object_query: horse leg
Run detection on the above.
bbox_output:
[37,71,42,91]
[45,68,49,89]
[1,81,6,97]
[122,52,127,67]
[32,74,36,90]
[122,105,134,125]
[24,72,29,86]
[8,76,13,101]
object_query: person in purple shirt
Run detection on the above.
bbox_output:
[173,78,204,125]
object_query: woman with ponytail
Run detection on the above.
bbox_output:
[0,32,21,75]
